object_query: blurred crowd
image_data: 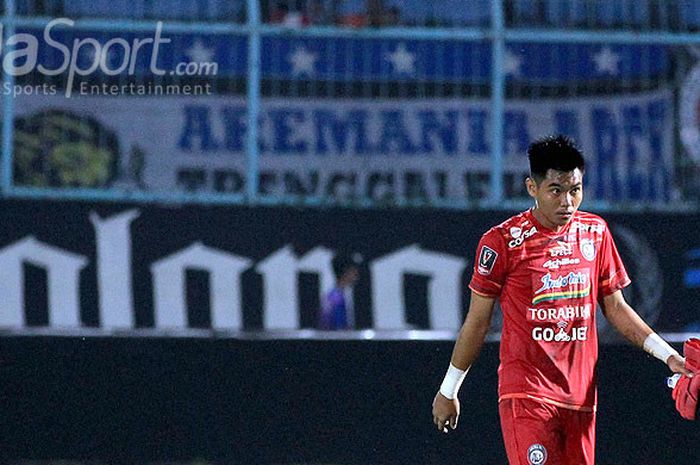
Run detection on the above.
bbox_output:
[265,0,402,28]
[14,0,700,31]
[262,0,700,30]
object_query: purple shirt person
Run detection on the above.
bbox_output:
[318,253,361,330]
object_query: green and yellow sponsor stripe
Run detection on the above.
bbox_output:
[532,285,591,305]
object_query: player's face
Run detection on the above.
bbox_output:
[526,168,583,230]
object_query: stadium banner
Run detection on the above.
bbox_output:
[0,199,697,336]
[11,88,674,204]
[15,26,669,81]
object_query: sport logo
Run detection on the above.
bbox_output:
[527,444,547,465]
[477,245,498,275]
[0,19,218,97]
[542,257,580,269]
[549,241,573,257]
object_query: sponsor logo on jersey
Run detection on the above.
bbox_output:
[527,444,548,465]
[508,226,537,248]
[542,257,581,269]
[527,304,592,322]
[510,226,522,238]
[529,303,591,340]
[477,245,498,275]
[533,272,590,304]
[549,240,573,257]
[580,239,596,261]
[532,324,589,342]
[555,320,570,339]
[570,221,605,234]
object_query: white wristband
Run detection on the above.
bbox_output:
[439,363,468,400]
[643,333,679,363]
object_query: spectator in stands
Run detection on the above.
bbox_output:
[304,0,333,25]
[383,5,401,26]
[367,0,385,26]
[269,1,290,23]
[337,0,368,28]
[337,0,400,28]
[318,253,362,330]
[268,1,302,26]
[33,0,62,16]
[271,0,327,27]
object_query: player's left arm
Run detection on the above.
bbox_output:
[602,290,693,376]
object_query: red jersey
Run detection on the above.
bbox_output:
[469,209,630,411]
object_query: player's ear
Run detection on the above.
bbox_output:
[525,177,538,198]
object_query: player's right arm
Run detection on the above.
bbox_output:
[432,291,497,433]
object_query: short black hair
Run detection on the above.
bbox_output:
[527,135,585,184]
[332,253,361,279]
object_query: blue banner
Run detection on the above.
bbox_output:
[12,88,675,204]
[16,26,670,82]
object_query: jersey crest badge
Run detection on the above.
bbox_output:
[527,444,547,465]
[477,245,498,275]
[580,239,596,261]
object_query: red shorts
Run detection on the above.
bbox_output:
[499,398,596,465]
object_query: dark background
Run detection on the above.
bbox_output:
[0,337,697,465]
[1,199,699,464]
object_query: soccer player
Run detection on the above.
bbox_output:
[432,135,693,465]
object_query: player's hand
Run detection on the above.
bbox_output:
[432,391,460,433]
[667,354,694,378]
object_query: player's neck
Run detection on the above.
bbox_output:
[530,207,569,233]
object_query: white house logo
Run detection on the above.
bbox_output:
[680,48,700,164]
[527,444,547,465]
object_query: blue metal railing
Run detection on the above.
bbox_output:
[1,0,16,196]
[489,0,505,206]
[246,0,261,203]
[3,0,700,210]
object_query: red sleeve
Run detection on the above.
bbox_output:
[469,228,508,297]
[598,225,631,296]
